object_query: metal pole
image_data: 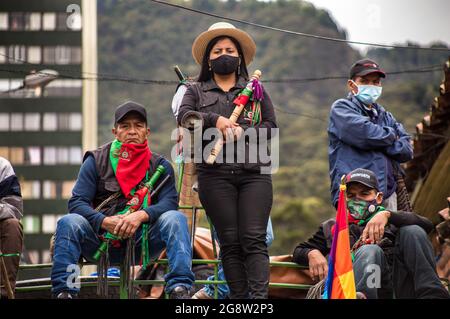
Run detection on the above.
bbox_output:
[190,207,197,256]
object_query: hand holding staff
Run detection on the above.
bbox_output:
[206,70,262,164]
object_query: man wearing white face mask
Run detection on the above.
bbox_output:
[328,59,413,211]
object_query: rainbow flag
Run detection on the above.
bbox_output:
[322,182,356,299]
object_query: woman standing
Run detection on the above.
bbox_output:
[178,22,277,299]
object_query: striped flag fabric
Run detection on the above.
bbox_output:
[322,182,356,299]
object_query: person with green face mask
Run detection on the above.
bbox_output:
[328,59,413,213]
[292,168,450,299]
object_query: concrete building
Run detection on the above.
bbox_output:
[0,0,97,264]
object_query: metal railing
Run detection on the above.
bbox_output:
[15,159,313,298]
[16,257,311,297]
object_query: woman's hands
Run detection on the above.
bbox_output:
[216,116,243,142]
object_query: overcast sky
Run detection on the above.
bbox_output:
[304,0,450,52]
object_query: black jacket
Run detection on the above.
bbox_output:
[292,211,434,266]
[177,76,278,173]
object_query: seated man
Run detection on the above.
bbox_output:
[293,168,449,299]
[0,157,23,299]
[51,101,194,299]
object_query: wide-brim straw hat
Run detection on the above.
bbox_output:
[192,22,256,66]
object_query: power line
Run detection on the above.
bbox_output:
[264,65,443,83]
[0,66,445,122]
[149,0,450,52]
[0,36,446,85]
[0,52,178,84]
[0,64,444,86]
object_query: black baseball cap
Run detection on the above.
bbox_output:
[345,168,380,191]
[349,59,386,79]
[114,101,147,125]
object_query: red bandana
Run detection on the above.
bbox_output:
[110,139,152,197]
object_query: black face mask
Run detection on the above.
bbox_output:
[210,55,240,75]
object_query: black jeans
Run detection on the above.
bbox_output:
[198,169,272,299]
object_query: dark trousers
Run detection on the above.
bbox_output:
[393,225,449,299]
[0,218,23,298]
[198,169,272,299]
[354,225,449,299]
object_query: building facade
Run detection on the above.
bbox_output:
[0,0,97,264]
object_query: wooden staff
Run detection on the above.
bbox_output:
[206,69,262,164]
[0,250,15,299]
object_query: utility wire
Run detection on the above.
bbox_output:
[0,65,446,122]
[0,64,444,86]
[264,65,443,83]
[149,0,450,52]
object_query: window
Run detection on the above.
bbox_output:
[9,79,24,96]
[56,147,69,164]
[55,46,70,64]
[56,12,67,31]
[69,147,82,164]
[43,146,56,165]
[0,147,8,159]
[71,47,82,64]
[58,113,71,130]
[0,80,8,92]
[24,147,41,165]
[69,113,82,131]
[0,147,41,165]
[29,12,41,31]
[22,215,40,234]
[43,113,57,131]
[27,46,41,64]
[0,79,26,97]
[8,13,41,31]
[42,180,56,199]
[43,181,74,199]
[10,113,23,131]
[42,46,82,65]
[0,13,7,30]
[43,46,56,64]
[42,112,82,131]
[21,181,41,199]
[62,181,75,198]
[42,13,55,31]
[0,46,6,63]
[8,45,26,64]
[42,214,58,234]
[9,12,25,31]
[24,113,40,131]
[45,79,82,97]
[9,147,24,165]
[0,113,9,131]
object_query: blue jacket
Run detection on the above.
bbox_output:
[328,94,413,206]
[68,155,178,233]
